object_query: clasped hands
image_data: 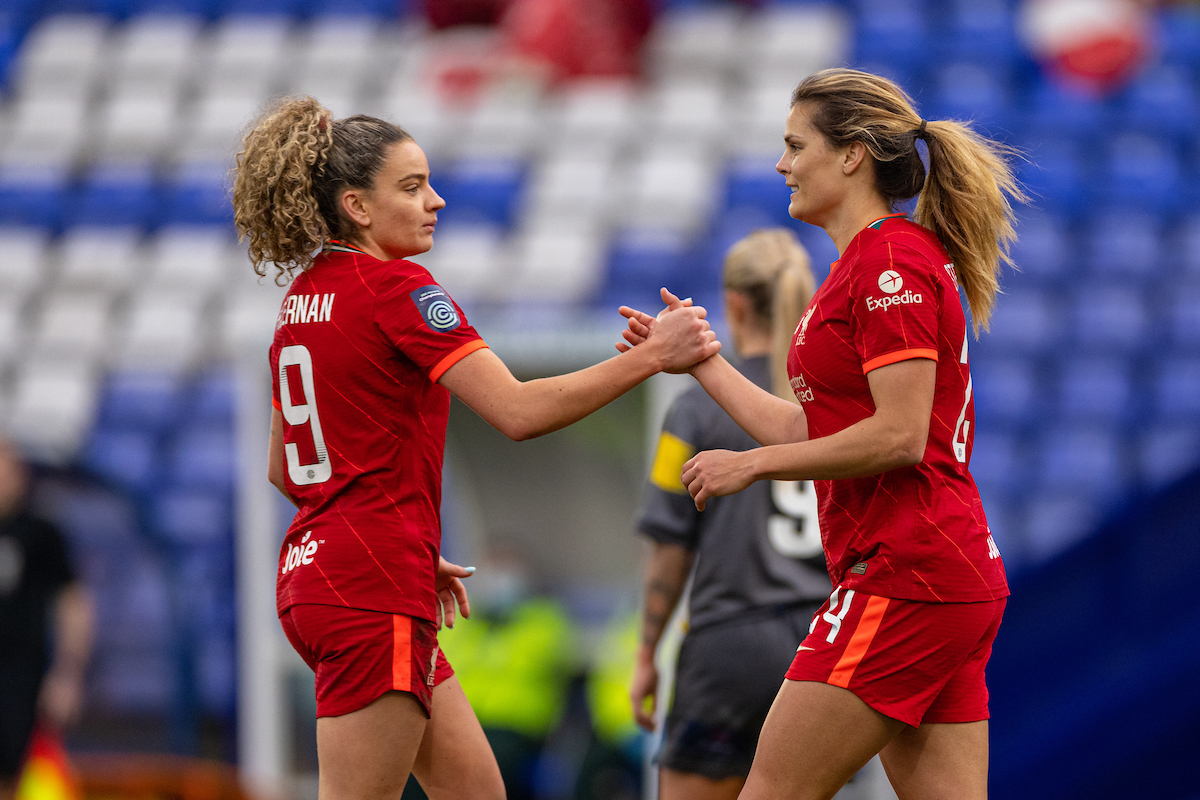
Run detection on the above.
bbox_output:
[616,288,752,511]
[615,287,720,374]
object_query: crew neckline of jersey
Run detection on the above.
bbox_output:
[829,213,909,272]
[325,239,370,256]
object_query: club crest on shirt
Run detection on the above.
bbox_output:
[409,285,461,332]
[796,306,816,345]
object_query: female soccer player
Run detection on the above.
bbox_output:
[629,229,832,800]
[232,97,718,800]
[621,68,1022,800]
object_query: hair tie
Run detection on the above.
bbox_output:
[914,119,929,141]
[318,115,329,133]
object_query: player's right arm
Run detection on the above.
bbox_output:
[267,407,299,508]
[631,540,694,731]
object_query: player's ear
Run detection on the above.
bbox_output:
[340,188,371,229]
[842,141,869,176]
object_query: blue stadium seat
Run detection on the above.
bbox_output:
[1084,212,1162,280]
[1095,135,1183,215]
[65,165,158,228]
[1019,83,1110,140]
[1056,356,1135,422]
[83,428,164,496]
[853,4,929,74]
[152,488,231,545]
[1023,490,1104,561]
[1154,357,1200,421]
[938,0,1019,67]
[191,371,236,426]
[167,425,236,492]
[1173,215,1200,277]
[969,431,1022,493]
[96,372,183,433]
[723,157,792,225]
[978,287,1059,354]
[1036,425,1125,493]
[1009,212,1075,284]
[307,0,401,16]
[1069,286,1146,353]
[1017,140,1086,217]
[1169,289,1200,348]
[1138,424,1200,489]
[1119,66,1198,142]
[972,357,1041,429]
[434,159,524,228]
[0,168,68,228]
[929,63,1012,133]
[217,0,304,15]
[161,165,233,227]
[601,229,690,312]
[1158,5,1200,69]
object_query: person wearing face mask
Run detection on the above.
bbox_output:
[231,97,719,800]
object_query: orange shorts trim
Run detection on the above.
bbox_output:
[828,595,890,688]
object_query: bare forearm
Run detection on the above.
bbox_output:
[52,584,92,676]
[691,356,808,446]
[638,542,693,651]
[746,413,926,482]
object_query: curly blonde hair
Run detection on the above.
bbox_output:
[232,96,412,284]
[792,69,1027,335]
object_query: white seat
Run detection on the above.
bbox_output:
[0,227,52,297]
[644,5,742,83]
[176,93,265,162]
[725,80,795,157]
[642,81,727,145]
[285,18,379,101]
[14,15,108,99]
[504,223,603,302]
[422,223,503,301]
[95,91,179,159]
[146,226,233,292]
[56,226,145,292]
[378,87,458,159]
[549,79,640,148]
[106,15,201,98]
[522,154,615,228]
[0,298,25,365]
[739,6,850,84]
[614,151,717,233]
[4,359,99,464]
[458,97,544,159]
[30,290,114,361]
[199,16,292,92]
[222,284,289,356]
[2,95,90,158]
[115,290,206,369]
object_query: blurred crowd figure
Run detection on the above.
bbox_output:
[0,439,93,800]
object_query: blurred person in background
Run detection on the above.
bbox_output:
[422,552,576,800]
[0,439,93,800]
[577,610,643,800]
[630,229,833,800]
[232,98,718,800]
[620,68,1021,799]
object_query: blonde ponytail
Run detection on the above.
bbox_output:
[723,229,816,401]
[791,68,1027,335]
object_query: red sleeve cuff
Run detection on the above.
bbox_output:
[429,339,489,383]
[862,348,939,374]
[272,397,281,411]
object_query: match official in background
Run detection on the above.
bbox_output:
[630,230,832,800]
[0,439,93,800]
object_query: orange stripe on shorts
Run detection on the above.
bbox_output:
[392,615,411,691]
[828,595,891,688]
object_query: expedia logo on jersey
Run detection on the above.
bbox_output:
[281,530,321,575]
[410,285,461,332]
[865,290,923,312]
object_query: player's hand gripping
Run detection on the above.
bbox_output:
[681,448,757,511]
[630,648,660,731]
[616,288,721,373]
[435,557,475,629]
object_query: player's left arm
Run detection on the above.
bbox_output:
[682,358,935,510]
[268,407,299,507]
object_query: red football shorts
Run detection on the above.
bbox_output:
[281,604,454,718]
[785,586,1006,727]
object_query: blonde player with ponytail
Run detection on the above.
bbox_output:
[630,229,834,800]
[621,68,1025,799]
[232,97,719,800]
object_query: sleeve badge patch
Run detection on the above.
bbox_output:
[409,284,461,332]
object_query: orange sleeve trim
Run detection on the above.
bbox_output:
[828,595,890,688]
[272,397,281,411]
[862,348,939,375]
[392,615,412,691]
[429,339,489,383]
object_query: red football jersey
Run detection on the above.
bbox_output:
[269,243,488,622]
[786,214,1008,603]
